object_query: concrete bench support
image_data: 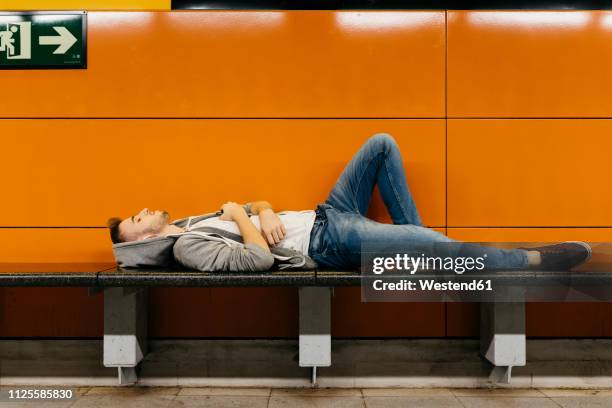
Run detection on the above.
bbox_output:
[103,287,148,385]
[299,287,332,385]
[480,301,526,384]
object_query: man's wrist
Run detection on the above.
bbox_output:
[232,208,249,221]
[258,207,274,216]
[252,201,273,215]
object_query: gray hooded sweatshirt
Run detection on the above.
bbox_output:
[112,204,317,272]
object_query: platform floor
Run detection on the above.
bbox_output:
[2,386,612,408]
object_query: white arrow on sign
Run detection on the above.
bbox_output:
[38,26,77,55]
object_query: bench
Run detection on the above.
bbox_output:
[2,263,611,386]
[0,263,329,385]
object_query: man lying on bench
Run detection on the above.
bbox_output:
[106,133,591,272]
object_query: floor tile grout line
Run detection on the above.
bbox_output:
[548,394,565,408]
[361,389,368,408]
[455,393,469,408]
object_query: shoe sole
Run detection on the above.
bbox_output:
[564,241,592,264]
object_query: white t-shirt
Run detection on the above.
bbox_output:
[185,210,316,255]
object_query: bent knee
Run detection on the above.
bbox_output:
[368,133,398,150]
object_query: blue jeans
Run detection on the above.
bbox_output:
[308,133,529,271]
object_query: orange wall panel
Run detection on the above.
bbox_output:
[447,228,612,338]
[447,228,612,247]
[0,1,170,9]
[448,120,612,227]
[0,11,445,118]
[1,119,446,228]
[0,230,113,263]
[448,11,612,117]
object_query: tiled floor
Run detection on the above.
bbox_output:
[3,387,612,407]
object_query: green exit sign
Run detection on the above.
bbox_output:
[0,11,86,69]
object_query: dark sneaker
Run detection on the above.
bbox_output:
[521,241,592,271]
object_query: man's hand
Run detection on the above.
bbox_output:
[219,202,246,221]
[218,201,270,252]
[259,208,286,246]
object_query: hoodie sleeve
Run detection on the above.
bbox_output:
[173,234,275,272]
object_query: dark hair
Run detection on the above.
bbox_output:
[107,217,125,244]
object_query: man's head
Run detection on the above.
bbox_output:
[107,208,170,244]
